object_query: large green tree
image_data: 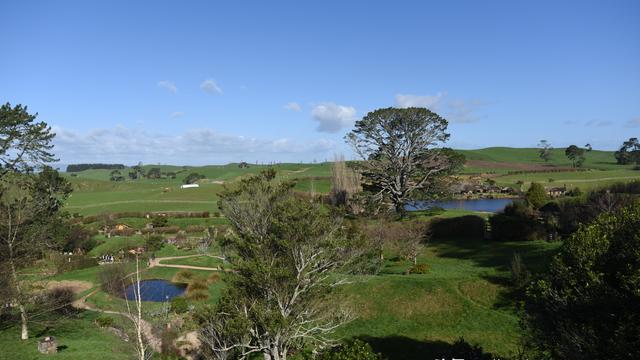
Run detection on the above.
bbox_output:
[523,204,640,359]
[346,107,455,216]
[537,140,553,162]
[564,145,586,168]
[0,103,56,177]
[614,137,640,165]
[199,170,366,360]
[0,167,71,340]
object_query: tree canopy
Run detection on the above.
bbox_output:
[346,107,455,216]
[564,145,586,167]
[0,103,56,176]
[524,204,640,359]
[614,137,640,165]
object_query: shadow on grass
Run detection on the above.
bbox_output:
[361,336,497,360]
[431,236,560,273]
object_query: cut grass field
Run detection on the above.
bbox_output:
[338,237,560,358]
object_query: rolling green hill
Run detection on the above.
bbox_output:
[62,148,635,215]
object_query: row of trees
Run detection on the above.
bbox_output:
[538,140,592,167]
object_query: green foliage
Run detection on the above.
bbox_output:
[525,182,547,209]
[615,137,640,165]
[509,252,530,288]
[407,263,430,274]
[151,216,169,228]
[0,102,56,174]
[564,145,586,168]
[146,234,165,251]
[537,140,553,162]
[183,172,205,184]
[490,201,545,241]
[95,315,115,328]
[429,215,486,239]
[524,204,640,359]
[170,297,189,314]
[346,107,452,216]
[52,254,98,274]
[317,339,383,360]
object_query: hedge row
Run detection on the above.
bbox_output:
[506,168,589,175]
[82,211,211,224]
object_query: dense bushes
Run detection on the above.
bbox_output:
[140,226,180,234]
[490,201,545,241]
[66,163,125,172]
[170,297,188,314]
[81,211,211,224]
[41,287,76,315]
[429,215,485,239]
[317,339,383,360]
[146,234,165,251]
[523,204,640,359]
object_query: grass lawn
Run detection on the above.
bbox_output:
[159,255,224,268]
[0,311,135,360]
[336,237,560,359]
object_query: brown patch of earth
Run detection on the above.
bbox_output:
[46,280,94,294]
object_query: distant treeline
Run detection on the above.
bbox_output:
[66,163,126,172]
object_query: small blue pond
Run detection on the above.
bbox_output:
[407,198,516,213]
[123,279,186,302]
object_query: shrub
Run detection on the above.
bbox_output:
[146,234,165,251]
[524,204,640,359]
[510,252,530,288]
[44,287,76,315]
[187,278,209,292]
[173,270,194,283]
[170,297,189,314]
[151,216,169,228]
[95,316,115,328]
[490,201,545,241]
[112,228,136,236]
[206,273,221,284]
[186,289,209,301]
[318,339,383,360]
[185,225,205,233]
[429,215,486,239]
[98,263,127,295]
[407,263,429,274]
[526,182,548,209]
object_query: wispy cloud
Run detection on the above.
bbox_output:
[157,80,177,93]
[283,102,302,112]
[200,79,222,94]
[311,102,357,133]
[585,120,613,127]
[51,126,335,164]
[625,117,640,128]
[395,92,485,124]
[395,92,447,110]
[169,111,184,119]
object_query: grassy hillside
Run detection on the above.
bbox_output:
[62,148,637,215]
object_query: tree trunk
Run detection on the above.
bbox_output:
[9,248,28,340]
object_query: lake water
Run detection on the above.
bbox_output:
[123,279,186,302]
[407,198,515,213]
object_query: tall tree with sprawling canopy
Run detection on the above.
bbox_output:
[564,145,586,167]
[346,107,453,216]
[0,103,56,177]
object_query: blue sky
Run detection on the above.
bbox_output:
[1,0,639,165]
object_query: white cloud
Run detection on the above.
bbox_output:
[446,99,486,124]
[283,102,302,112]
[200,79,222,94]
[586,120,614,127]
[51,126,335,164]
[169,112,184,119]
[157,80,177,93]
[395,92,446,109]
[395,92,486,124]
[311,102,357,133]
[625,117,640,128]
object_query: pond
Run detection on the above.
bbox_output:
[123,279,186,302]
[407,198,516,213]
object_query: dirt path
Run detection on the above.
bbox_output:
[150,254,225,272]
[71,288,162,353]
